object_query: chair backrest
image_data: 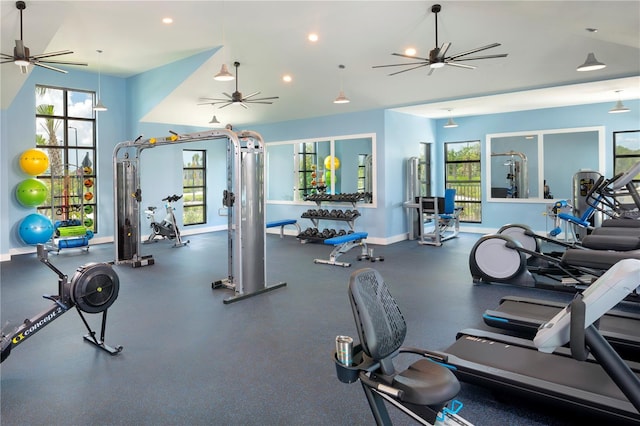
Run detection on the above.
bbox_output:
[444,188,456,215]
[348,268,406,375]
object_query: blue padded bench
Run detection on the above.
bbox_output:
[314,232,382,267]
[266,219,301,238]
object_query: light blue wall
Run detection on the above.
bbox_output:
[1,50,639,256]
[434,101,640,232]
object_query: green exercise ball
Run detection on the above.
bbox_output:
[15,178,48,207]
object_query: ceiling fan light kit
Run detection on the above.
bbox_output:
[372,4,508,76]
[1,1,87,74]
[577,52,606,72]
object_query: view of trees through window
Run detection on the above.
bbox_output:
[298,142,318,198]
[35,85,98,233]
[418,142,432,197]
[445,140,482,222]
[614,130,640,179]
[183,150,207,225]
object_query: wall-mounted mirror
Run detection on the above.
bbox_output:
[486,127,604,202]
[266,133,376,205]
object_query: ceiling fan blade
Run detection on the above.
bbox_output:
[246,101,275,104]
[1,58,17,63]
[31,50,74,59]
[448,43,501,60]
[437,42,451,59]
[452,53,508,62]
[33,61,68,74]
[391,53,430,61]
[218,102,234,109]
[388,63,429,76]
[38,59,88,66]
[249,96,279,101]
[242,91,261,100]
[222,92,233,99]
[373,61,429,69]
[0,53,14,59]
[239,102,249,109]
[445,62,476,70]
[428,67,436,76]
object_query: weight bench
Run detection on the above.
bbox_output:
[266,219,301,238]
[314,232,383,267]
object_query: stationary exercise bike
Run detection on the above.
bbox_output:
[144,194,189,247]
[1,244,122,363]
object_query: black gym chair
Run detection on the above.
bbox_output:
[334,268,466,425]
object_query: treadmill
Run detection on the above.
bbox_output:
[482,295,640,357]
[433,259,640,424]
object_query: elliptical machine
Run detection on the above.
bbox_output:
[144,194,189,247]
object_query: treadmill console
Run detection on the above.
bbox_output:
[534,258,640,353]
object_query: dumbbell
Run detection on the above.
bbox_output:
[344,210,353,219]
[336,210,345,218]
[338,229,346,236]
[330,209,339,217]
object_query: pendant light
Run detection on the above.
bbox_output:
[443,109,458,128]
[214,1,234,81]
[209,114,220,124]
[93,49,107,112]
[333,64,350,104]
[576,52,606,72]
[609,90,630,114]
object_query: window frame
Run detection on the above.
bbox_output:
[444,140,482,223]
[182,149,207,226]
[35,85,98,232]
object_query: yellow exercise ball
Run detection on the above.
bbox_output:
[19,148,49,176]
[324,155,340,170]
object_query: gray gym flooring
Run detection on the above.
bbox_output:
[0,231,623,425]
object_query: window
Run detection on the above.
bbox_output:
[35,85,97,232]
[614,130,640,178]
[418,142,432,196]
[445,140,481,222]
[183,150,207,225]
[298,142,318,198]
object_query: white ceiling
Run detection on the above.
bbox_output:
[1,1,639,127]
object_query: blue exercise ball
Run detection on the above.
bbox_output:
[18,213,54,245]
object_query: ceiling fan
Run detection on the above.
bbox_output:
[198,61,279,109]
[1,1,88,74]
[373,4,508,76]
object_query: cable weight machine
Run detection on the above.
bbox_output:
[112,129,286,304]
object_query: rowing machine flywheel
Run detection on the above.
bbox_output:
[70,263,120,314]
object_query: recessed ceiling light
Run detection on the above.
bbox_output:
[162,17,173,24]
[308,33,319,42]
[282,74,292,83]
[404,47,417,56]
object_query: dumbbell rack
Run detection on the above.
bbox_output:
[297,193,369,243]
